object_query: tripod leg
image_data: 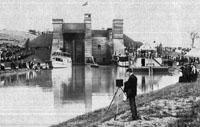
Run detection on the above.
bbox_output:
[114,87,126,120]
[114,94,119,120]
[107,88,119,112]
[120,87,127,97]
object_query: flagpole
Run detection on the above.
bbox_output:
[82,1,89,14]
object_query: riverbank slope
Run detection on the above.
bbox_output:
[52,74,200,127]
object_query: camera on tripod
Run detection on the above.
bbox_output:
[106,79,126,117]
[116,79,123,87]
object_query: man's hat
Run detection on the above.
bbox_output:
[126,68,133,73]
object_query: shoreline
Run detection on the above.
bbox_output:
[0,68,31,75]
[0,68,51,75]
[52,74,200,127]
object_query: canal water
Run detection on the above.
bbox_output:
[0,66,181,127]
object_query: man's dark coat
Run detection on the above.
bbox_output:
[124,74,137,98]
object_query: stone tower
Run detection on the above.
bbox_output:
[112,19,124,55]
[52,19,64,53]
[84,13,93,63]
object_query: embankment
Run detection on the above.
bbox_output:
[52,74,200,127]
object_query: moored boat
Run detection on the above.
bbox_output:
[118,55,129,67]
[130,42,169,73]
[112,55,132,68]
[51,50,72,68]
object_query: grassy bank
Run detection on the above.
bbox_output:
[52,74,200,127]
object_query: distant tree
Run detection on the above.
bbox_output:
[190,32,199,48]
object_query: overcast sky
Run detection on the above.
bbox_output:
[1,0,200,47]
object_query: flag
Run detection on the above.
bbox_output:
[82,1,88,6]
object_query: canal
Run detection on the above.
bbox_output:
[0,66,181,127]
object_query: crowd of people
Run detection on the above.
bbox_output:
[1,60,49,71]
[135,50,158,59]
[0,43,50,72]
[0,44,33,62]
[179,63,198,82]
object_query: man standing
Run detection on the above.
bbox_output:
[124,68,138,120]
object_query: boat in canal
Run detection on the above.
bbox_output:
[51,50,72,68]
[113,54,132,68]
[130,57,169,73]
[130,43,169,73]
[117,55,129,67]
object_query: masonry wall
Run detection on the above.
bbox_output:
[84,14,92,62]
[92,37,112,64]
[52,19,63,54]
[112,19,124,55]
[51,15,125,65]
[63,33,85,64]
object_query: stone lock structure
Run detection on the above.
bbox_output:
[52,14,124,65]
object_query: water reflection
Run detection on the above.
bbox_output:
[141,76,146,92]
[53,66,115,114]
[137,74,163,94]
[0,66,180,126]
[136,73,180,94]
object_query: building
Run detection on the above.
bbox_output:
[26,14,142,65]
[52,13,125,65]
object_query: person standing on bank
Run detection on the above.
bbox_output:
[124,68,138,120]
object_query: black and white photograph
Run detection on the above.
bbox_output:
[0,0,200,126]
